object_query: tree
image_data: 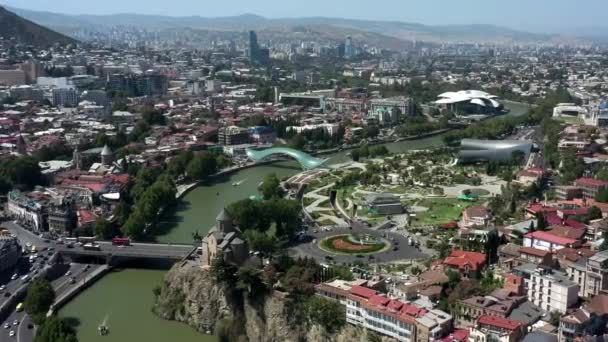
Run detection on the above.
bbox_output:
[289,134,306,150]
[596,189,608,203]
[186,152,218,180]
[1,156,44,189]
[600,231,608,252]
[141,107,166,126]
[24,278,55,324]
[236,266,268,298]
[210,252,237,286]
[34,316,78,342]
[260,173,284,200]
[306,297,346,334]
[350,149,360,162]
[537,212,547,231]
[94,218,115,240]
[586,206,603,222]
[549,310,562,326]
[528,221,536,233]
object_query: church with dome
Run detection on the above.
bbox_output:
[201,209,249,267]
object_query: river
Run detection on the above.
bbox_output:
[59,100,531,342]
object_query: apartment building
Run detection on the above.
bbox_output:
[528,268,579,313]
[468,315,526,342]
[585,251,608,297]
[574,178,608,199]
[317,282,452,342]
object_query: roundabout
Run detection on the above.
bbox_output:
[291,225,428,264]
[319,234,390,255]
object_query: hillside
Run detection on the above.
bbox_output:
[0,6,77,46]
[7,6,579,45]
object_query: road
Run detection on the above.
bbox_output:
[291,224,427,264]
[0,222,106,342]
[3,221,195,261]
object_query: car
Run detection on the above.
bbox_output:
[25,243,31,248]
[12,320,18,326]
[3,292,10,298]
[9,330,14,337]
[69,277,76,284]
[10,274,17,280]
[65,271,72,276]
[0,285,5,291]
[393,247,399,251]
[3,323,9,329]
[27,324,32,329]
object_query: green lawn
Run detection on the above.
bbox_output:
[409,198,476,225]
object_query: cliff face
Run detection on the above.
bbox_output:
[154,261,396,342]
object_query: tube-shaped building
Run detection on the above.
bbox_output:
[458,139,533,164]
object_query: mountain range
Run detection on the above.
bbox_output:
[0,6,76,46]
[4,5,593,46]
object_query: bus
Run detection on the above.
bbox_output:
[77,236,96,244]
[16,303,23,312]
[112,237,130,246]
[83,243,101,251]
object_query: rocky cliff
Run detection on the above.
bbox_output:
[154,261,396,342]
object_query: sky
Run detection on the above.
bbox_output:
[4,0,608,33]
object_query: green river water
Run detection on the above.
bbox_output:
[60,101,531,342]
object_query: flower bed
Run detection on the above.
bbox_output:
[320,234,388,255]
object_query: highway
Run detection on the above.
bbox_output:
[0,262,102,342]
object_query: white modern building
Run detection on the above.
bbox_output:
[528,268,579,314]
[435,90,504,115]
[287,123,340,136]
[553,103,589,118]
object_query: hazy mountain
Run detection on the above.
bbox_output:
[0,6,77,46]
[6,5,581,45]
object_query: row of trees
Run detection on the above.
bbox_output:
[24,278,78,342]
[350,144,389,162]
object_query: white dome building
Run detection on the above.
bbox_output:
[435,90,505,115]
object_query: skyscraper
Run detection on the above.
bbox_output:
[249,30,260,63]
[249,30,269,65]
[344,36,354,59]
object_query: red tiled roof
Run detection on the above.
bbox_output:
[78,210,98,225]
[545,213,563,225]
[369,294,390,306]
[443,250,486,272]
[524,231,577,246]
[575,178,608,187]
[387,300,403,312]
[548,225,586,240]
[527,203,559,214]
[478,315,523,331]
[350,285,377,299]
[559,208,589,217]
[565,219,587,230]
[519,246,551,258]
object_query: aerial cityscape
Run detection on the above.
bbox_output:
[0,1,608,342]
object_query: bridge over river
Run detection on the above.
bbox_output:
[56,241,197,265]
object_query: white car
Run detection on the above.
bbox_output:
[12,320,18,326]
[10,274,17,281]
[65,271,72,276]
[3,323,9,329]
[0,285,5,291]
[9,330,14,337]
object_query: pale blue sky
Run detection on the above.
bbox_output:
[4,0,608,33]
